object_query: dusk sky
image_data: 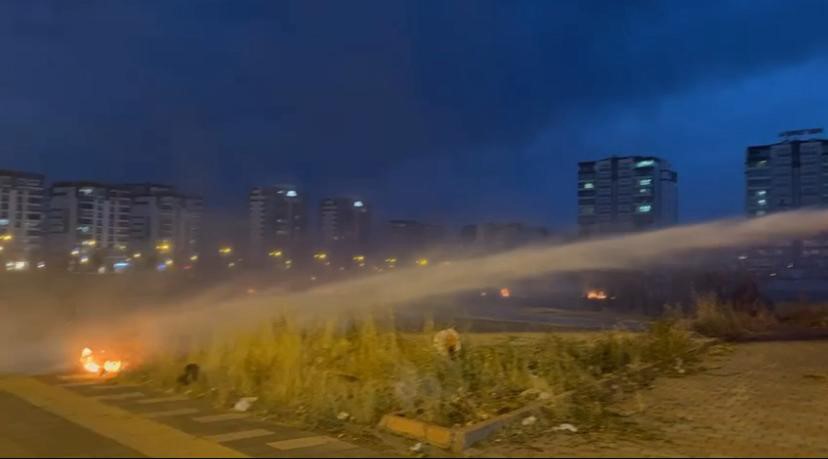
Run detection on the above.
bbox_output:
[2,0,828,235]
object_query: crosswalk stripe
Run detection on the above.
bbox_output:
[58,381,102,388]
[91,391,145,401]
[90,383,143,390]
[268,436,331,450]
[135,395,189,404]
[205,429,273,443]
[193,413,250,423]
[144,408,200,418]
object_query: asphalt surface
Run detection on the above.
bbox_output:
[0,390,143,458]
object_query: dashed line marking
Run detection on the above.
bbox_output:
[136,395,190,404]
[144,408,201,418]
[91,391,145,401]
[268,435,331,450]
[193,413,250,423]
[205,429,274,443]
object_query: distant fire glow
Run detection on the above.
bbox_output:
[585,289,608,300]
[80,347,123,376]
[499,287,511,298]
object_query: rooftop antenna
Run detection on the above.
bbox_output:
[779,128,823,142]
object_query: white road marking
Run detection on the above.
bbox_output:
[144,408,200,418]
[205,429,273,443]
[135,395,190,404]
[268,436,331,450]
[90,383,143,390]
[193,413,250,423]
[91,391,145,401]
[58,381,102,388]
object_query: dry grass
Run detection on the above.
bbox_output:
[688,294,777,339]
[127,314,703,429]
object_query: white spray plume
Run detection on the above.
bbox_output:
[2,209,827,372]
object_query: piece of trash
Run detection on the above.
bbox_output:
[337,411,350,420]
[233,396,258,412]
[177,363,200,386]
[410,442,424,452]
[521,415,537,426]
[433,328,462,357]
[553,423,578,433]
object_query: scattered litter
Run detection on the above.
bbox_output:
[521,415,537,426]
[553,423,578,433]
[337,411,350,420]
[410,442,424,452]
[233,396,258,412]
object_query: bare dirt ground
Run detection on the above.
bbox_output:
[484,340,828,458]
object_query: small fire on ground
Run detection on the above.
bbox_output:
[585,289,608,300]
[80,347,124,376]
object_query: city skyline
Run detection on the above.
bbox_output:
[1,1,827,229]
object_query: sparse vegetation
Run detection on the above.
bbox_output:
[689,294,777,339]
[127,314,704,430]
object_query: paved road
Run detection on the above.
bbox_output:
[0,374,382,458]
[0,390,143,457]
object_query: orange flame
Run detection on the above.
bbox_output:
[80,347,123,376]
[586,289,608,300]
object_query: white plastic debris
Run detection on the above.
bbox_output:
[521,415,537,426]
[233,396,258,412]
[433,328,462,357]
[410,442,424,452]
[337,411,350,421]
[553,423,578,433]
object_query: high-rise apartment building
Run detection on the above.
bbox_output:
[0,170,45,266]
[578,156,678,236]
[319,197,370,247]
[248,185,306,262]
[744,129,828,275]
[45,182,131,268]
[127,184,202,266]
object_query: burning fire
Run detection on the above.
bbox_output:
[80,347,124,376]
[585,289,608,300]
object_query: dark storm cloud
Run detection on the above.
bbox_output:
[0,0,827,224]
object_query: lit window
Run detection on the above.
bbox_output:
[286,190,298,197]
[635,159,655,168]
[79,187,93,195]
[582,182,594,190]
[639,178,652,186]
[756,190,767,196]
[639,188,648,194]
[758,199,767,206]
[637,204,652,213]
[353,200,364,208]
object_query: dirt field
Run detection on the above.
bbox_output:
[484,340,828,457]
